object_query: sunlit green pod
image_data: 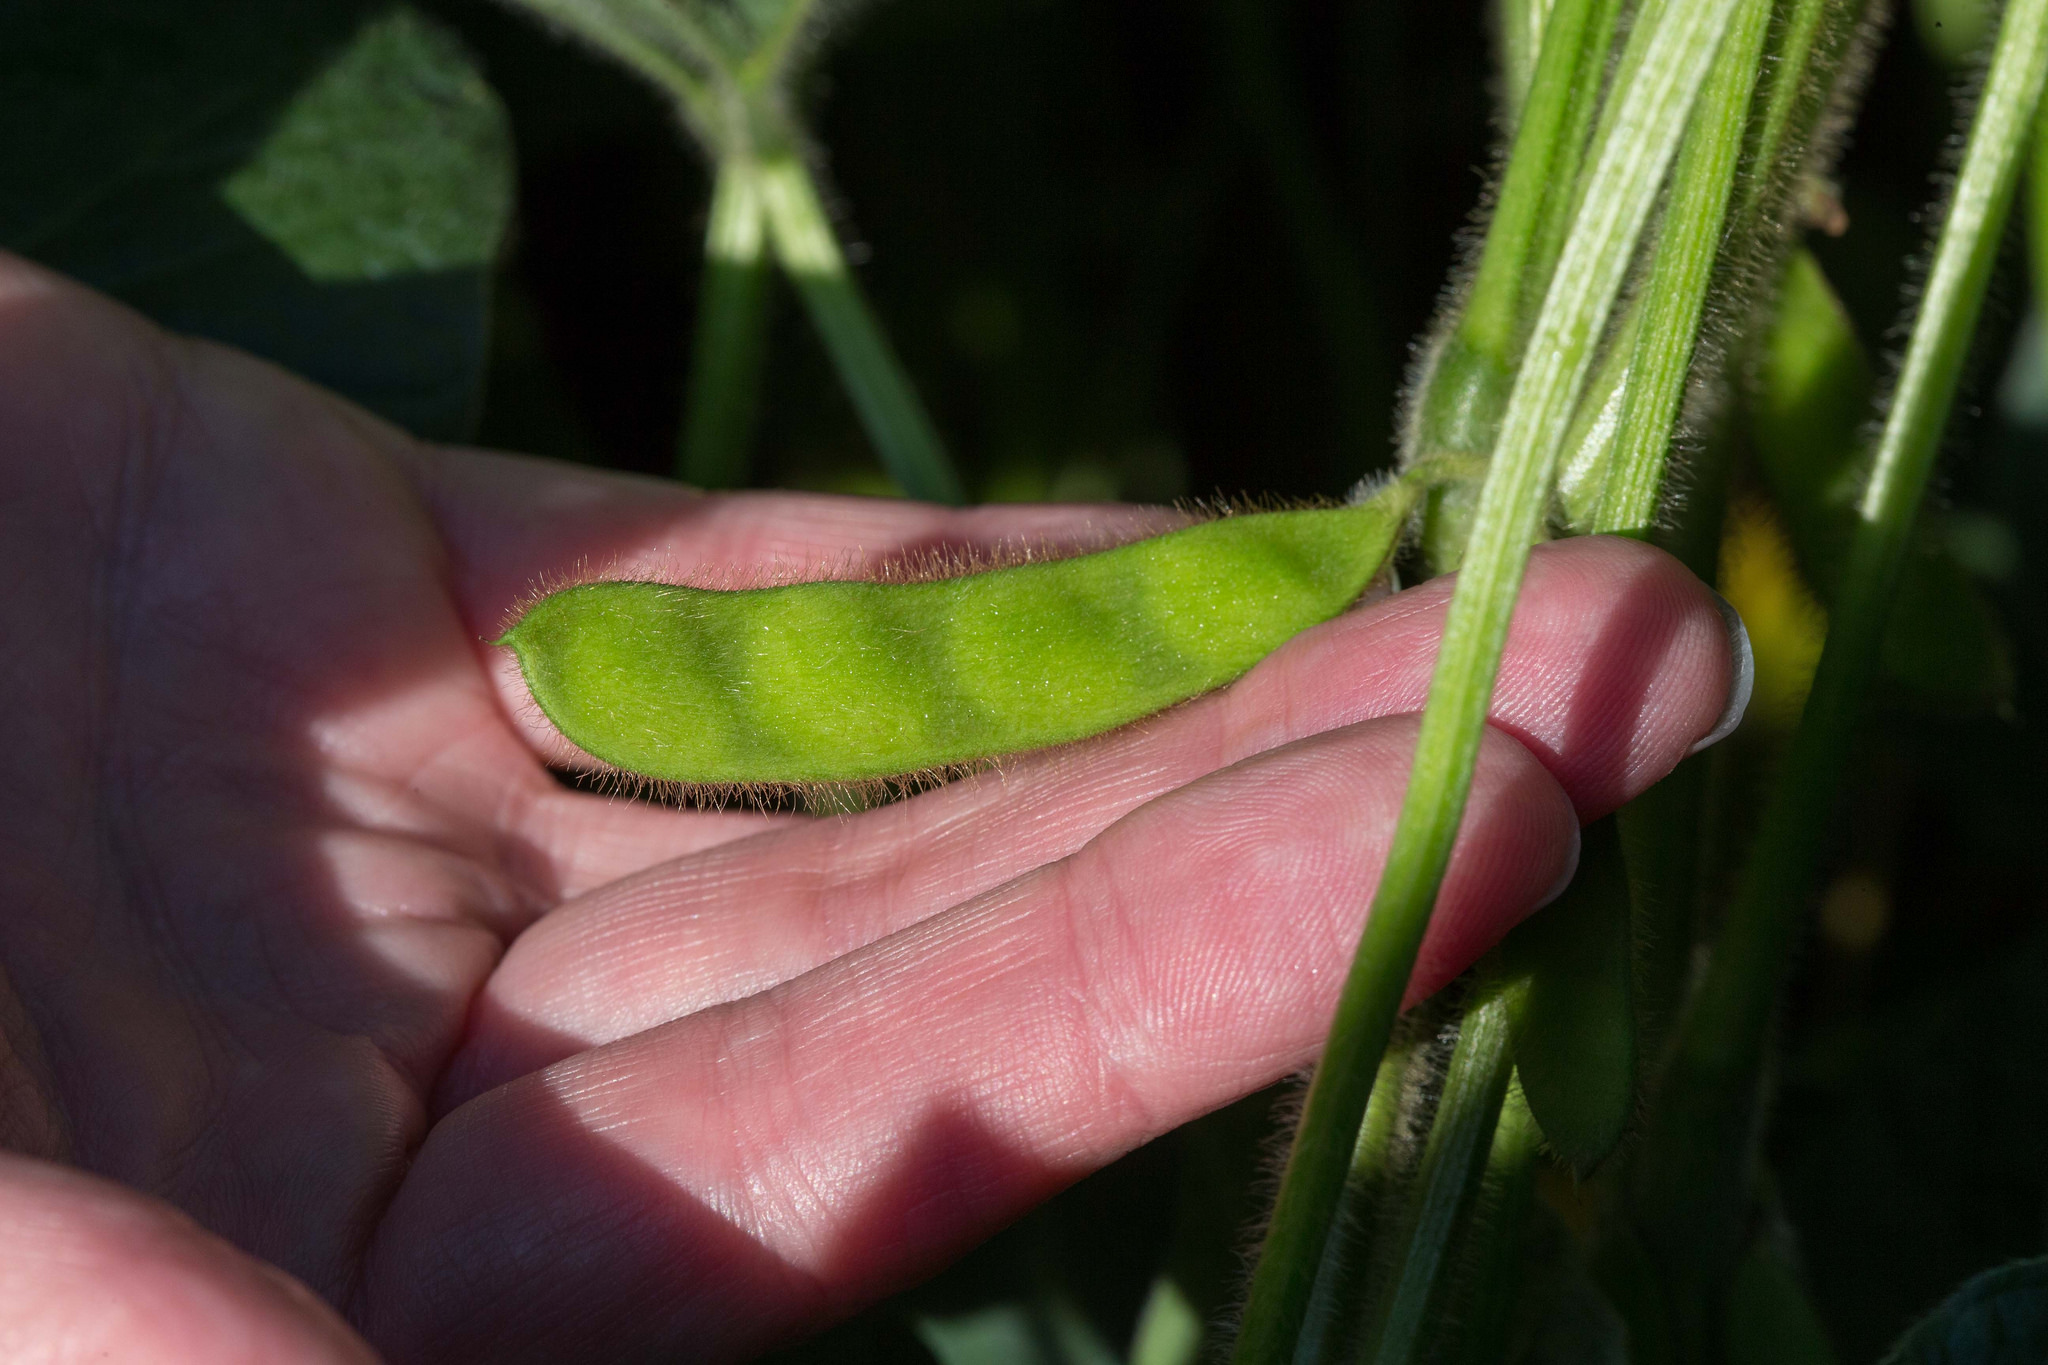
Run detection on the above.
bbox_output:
[499,497,1409,785]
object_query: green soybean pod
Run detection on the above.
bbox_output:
[498,494,1411,786]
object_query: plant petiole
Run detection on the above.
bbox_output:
[678,155,775,487]
[756,154,965,504]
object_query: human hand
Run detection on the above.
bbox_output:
[0,253,1740,1362]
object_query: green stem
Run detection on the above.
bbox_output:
[1359,983,1520,1365]
[756,154,966,505]
[1732,0,1874,244]
[1593,0,1774,535]
[1459,0,1620,368]
[678,156,775,488]
[1515,0,1628,351]
[1447,1078,1545,1365]
[736,0,822,88]
[1412,0,1623,572]
[1495,0,1560,129]
[1300,1032,1430,1365]
[1231,5,1744,1357]
[1641,0,2048,1295]
[2032,91,2048,309]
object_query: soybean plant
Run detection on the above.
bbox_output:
[1228,1,2048,1364]
[490,0,2048,1358]
[496,0,964,502]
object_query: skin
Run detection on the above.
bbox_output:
[0,251,1736,1363]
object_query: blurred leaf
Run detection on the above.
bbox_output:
[1752,250,1871,572]
[1503,816,1636,1174]
[1912,0,1998,66]
[220,11,509,282]
[1879,549,2015,713]
[1127,1277,1202,1365]
[1878,1258,2048,1365]
[2033,107,2048,318]
[1592,1220,1675,1365]
[1726,1240,1839,1365]
[0,1,512,439]
[916,1297,1123,1365]
[1750,249,2014,714]
[1519,1276,1630,1365]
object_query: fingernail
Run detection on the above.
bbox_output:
[1688,589,1754,756]
[1536,820,1584,910]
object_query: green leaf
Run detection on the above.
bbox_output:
[1127,1277,1204,1365]
[1503,816,1636,1175]
[219,11,508,282]
[916,1297,1123,1365]
[1751,250,1872,561]
[1520,1278,1630,1365]
[1726,1240,1839,1365]
[1751,249,2014,713]
[1878,1258,2048,1365]
[0,2,513,440]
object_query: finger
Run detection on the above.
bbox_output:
[360,716,1577,1363]
[0,1155,381,1365]
[448,534,1728,1098]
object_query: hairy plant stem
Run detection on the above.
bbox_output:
[1734,0,1872,241]
[1515,0,1628,347]
[1594,0,1773,534]
[1460,0,1619,368]
[1496,0,1561,128]
[1414,0,1624,571]
[757,154,965,504]
[1356,981,1520,1365]
[678,156,775,487]
[1446,1080,1544,1365]
[1230,4,1745,1357]
[1636,0,2048,1332]
[1299,1031,1430,1365]
[499,0,964,502]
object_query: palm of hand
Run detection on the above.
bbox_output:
[0,259,1733,1363]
